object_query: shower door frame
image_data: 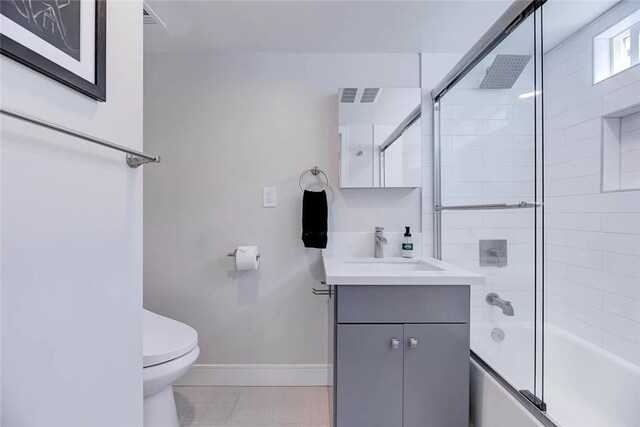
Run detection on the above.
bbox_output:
[431,1,554,426]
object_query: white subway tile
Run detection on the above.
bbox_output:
[603,332,640,365]
[483,151,535,167]
[451,104,511,120]
[545,164,565,181]
[442,119,483,136]
[441,151,484,167]
[442,211,484,229]
[621,129,640,153]
[603,80,640,115]
[545,212,602,231]
[545,130,565,149]
[546,260,567,278]
[482,119,533,136]
[546,229,567,245]
[564,47,590,75]
[621,149,640,172]
[564,156,600,178]
[603,252,640,278]
[483,182,534,198]
[446,167,515,182]
[563,117,601,145]
[546,244,603,269]
[621,111,640,133]
[603,293,640,322]
[546,136,600,165]
[621,170,640,189]
[566,230,640,256]
[442,181,483,198]
[547,308,603,346]
[562,300,640,344]
[545,175,601,197]
[483,211,534,229]
[566,265,640,300]
[546,276,603,307]
[602,213,640,234]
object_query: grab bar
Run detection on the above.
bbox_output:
[435,201,541,211]
[0,107,161,168]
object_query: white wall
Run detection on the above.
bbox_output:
[544,0,640,367]
[0,1,144,425]
[143,53,421,379]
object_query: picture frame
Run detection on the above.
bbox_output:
[0,0,107,101]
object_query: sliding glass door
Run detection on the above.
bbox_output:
[433,4,545,406]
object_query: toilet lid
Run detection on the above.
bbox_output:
[143,309,198,368]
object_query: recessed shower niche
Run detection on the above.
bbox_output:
[602,106,640,192]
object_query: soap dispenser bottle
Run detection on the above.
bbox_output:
[402,226,414,258]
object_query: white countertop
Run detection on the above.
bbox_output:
[322,256,485,286]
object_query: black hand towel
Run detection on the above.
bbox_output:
[302,190,328,249]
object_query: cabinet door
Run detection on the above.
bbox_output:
[336,324,404,427]
[403,323,469,427]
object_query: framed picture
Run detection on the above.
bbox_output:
[0,0,106,101]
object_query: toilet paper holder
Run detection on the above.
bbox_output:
[227,249,261,261]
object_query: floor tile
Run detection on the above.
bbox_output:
[174,386,330,426]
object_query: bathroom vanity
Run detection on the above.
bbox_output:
[322,256,483,427]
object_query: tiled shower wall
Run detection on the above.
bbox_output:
[436,55,537,324]
[544,0,640,366]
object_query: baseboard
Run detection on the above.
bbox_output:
[174,364,331,387]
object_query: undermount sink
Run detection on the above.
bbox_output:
[322,256,484,286]
[343,259,443,272]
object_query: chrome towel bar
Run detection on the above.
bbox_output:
[0,107,161,168]
[435,201,541,211]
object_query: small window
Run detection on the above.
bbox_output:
[594,9,640,83]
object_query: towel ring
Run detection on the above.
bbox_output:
[299,166,329,192]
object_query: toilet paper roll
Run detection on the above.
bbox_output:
[235,246,260,270]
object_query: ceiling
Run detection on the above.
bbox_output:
[144,0,513,54]
[143,0,625,55]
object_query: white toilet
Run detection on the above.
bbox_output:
[143,309,200,427]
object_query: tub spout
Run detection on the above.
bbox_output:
[486,292,514,316]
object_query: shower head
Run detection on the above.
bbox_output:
[479,54,532,89]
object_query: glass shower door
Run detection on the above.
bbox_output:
[434,6,544,404]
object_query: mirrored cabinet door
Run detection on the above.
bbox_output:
[338,88,421,189]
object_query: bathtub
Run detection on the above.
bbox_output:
[471,322,640,427]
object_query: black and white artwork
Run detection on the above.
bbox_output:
[0,0,106,101]
[2,1,82,60]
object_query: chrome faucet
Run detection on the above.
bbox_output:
[486,292,514,316]
[374,227,388,258]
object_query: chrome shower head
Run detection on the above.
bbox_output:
[479,54,532,89]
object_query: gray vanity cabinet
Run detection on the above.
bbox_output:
[333,285,470,427]
[336,324,404,427]
[402,323,469,427]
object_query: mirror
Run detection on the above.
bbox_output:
[338,87,421,188]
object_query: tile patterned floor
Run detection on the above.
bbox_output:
[174,386,331,427]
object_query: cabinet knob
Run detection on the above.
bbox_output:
[409,338,418,349]
[390,338,400,350]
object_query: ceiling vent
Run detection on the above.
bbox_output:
[339,88,382,104]
[143,1,165,26]
[340,88,358,103]
[360,88,380,103]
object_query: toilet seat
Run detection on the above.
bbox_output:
[143,309,198,368]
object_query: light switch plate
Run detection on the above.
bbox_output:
[263,187,276,207]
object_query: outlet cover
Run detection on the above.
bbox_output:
[263,187,276,207]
